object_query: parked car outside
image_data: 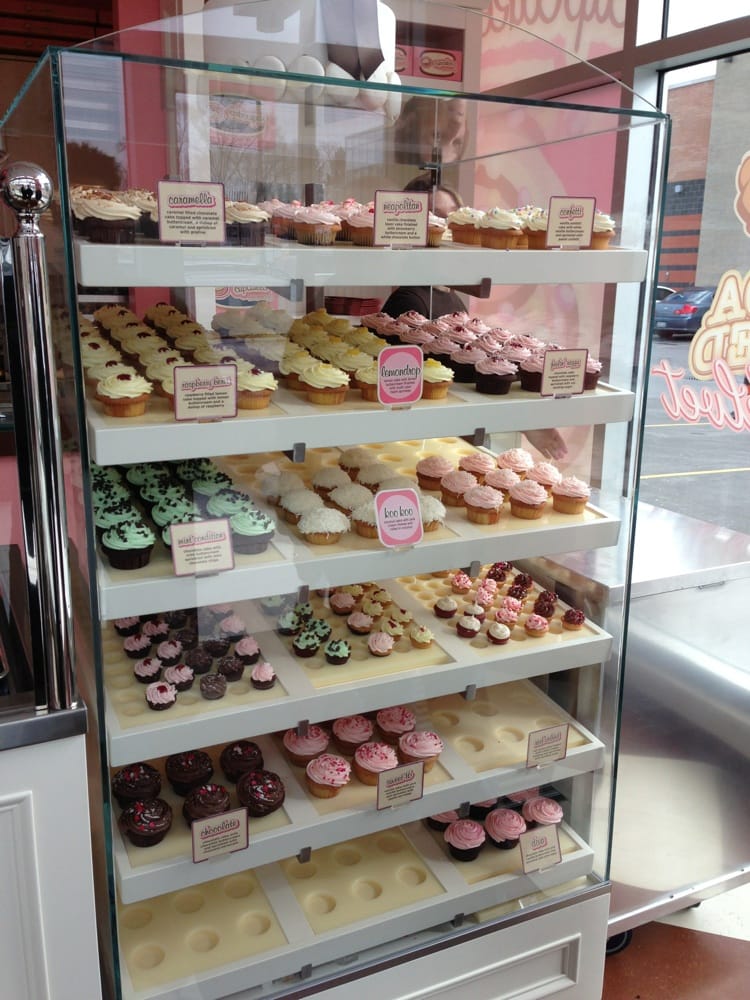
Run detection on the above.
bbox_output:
[655,284,675,300]
[652,286,716,338]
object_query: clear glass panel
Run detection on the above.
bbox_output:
[667,0,748,36]
[1,5,667,994]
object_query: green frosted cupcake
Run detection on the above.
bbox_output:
[230,509,275,554]
[101,520,155,570]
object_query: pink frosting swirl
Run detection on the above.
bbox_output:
[428,334,460,356]
[451,571,472,590]
[123,634,150,653]
[417,456,454,479]
[552,476,591,499]
[586,357,603,374]
[441,470,477,493]
[527,462,562,488]
[525,613,549,632]
[431,810,459,824]
[283,724,329,755]
[509,481,548,506]
[399,327,435,346]
[235,636,260,657]
[447,328,477,346]
[496,448,534,473]
[507,787,540,803]
[354,741,398,772]
[464,485,503,509]
[330,592,355,613]
[485,807,527,841]
[163,664,193,687]
[521,796,564,824]
[250,661,275,684]
[443,818,485,849]
[399,731,444,758]
[501,344,532,364]
[485,468,520,491]
[333,715,373,745]
[502,596,523,613]
[496,608,519,626]
[347,611,373,630]
[219,614,246,635]
[306,753,351,787]
[156,640,182,660]
[295,207,339,225]
[134,657,161,678]
[397,310,429,328]
[459,453,496,476]
[450,347,486,365]
[520,352,546,374]
[376,706,416,734]
[145,681,176,705]
[475,355,517,377]
[368,631,394,655]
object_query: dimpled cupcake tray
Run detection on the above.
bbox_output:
[117,822,594,999]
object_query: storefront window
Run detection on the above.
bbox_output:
[666,0,749,37]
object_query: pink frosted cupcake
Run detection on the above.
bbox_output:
[508,480,549,520]
[496,447,534,478]
[485,807,527,849]
[416,455,454,492]
[484,467,520,497]
[475,355,518,395]
[332,715,374,755]
[353,741,398,785]
[443,818,485,861]
[398,730,444,772]
[234,635,261,665]
[305,753,351,798]
[294,206,341,245]
[368,632,394,658]
[463,485,504,525]
[521,795,564,829]
[440,470,478,507]
[551,476,591,514]
[527,461,562,494]
[375,706,416,745]
[458,452,497,484]
[282,724,330,767]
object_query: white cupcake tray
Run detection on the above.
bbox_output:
[110,679,602,904]
[116,820,594,1000]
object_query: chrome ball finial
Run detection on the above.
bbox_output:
[1,161,53,215]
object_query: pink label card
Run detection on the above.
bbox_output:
[376,761,425,810]
[191,807,249,863]
[170,518,235,577]
[377,345,424,406]
[374,190,429,246]
[375,487,424,548]
[158,180,226,243]
[519,824,562,873]
[547,196,595,248]
[526,724,569,767]
[174,364,238,421]
[540,349,587,397]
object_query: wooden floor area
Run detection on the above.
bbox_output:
[603,921,750,999]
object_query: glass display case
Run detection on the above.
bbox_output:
[0,3,668,997]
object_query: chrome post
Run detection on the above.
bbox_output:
[1,161,77,711]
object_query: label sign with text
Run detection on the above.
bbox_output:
[519,824,562,873]
[526,724,569,767]
[170,518,235,577]
[174,364,238,422]
[375,487,423,548]
[547,196,595,248]
[376,761,425,810]
[191,807,248,863]
[158,180,225,243]
[541,349,587,397]
[374,190,429,246]
[377,345,424,406]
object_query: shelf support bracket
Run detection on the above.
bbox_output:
[451,913,465,928]
[461,427,487,448]
[463,684,477,701]
[296,719,309,737]
[296,847,312,864]
[284,442,306,464]
[448,277,491,299]
[458,801,471,818]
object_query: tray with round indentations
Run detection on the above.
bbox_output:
[115,820,595,999]
[95,439,620,621]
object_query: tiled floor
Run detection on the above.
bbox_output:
[603,882,750,999]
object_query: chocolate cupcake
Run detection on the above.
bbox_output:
[111,762,161,808]
[217,655,245,682]
[119,798,173,847]
[175,627,198,651]
[133,656,162,684]
[236,769,285,817]
[199,673,227,700]
[250,661,276,690]
[202,636,230,659]
[184,647,212,675]
[145,680,176,711]
[182,783,231,826]
[220,740,264,782]
[165,750,214,796]
[162,663,194,692]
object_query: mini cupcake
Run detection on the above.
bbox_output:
[282,724,329,767]
[250,660,276,690]
[114,616,141,637]
[305,753,351,798]
[524,613,550,638]
[551,476,591,514]
[353,741,398,785]
[433,596,458,620]
[123,633,152,659]
[132,656,162,684]
[217,654,245,681]
[346,611,373,635]
[485,807,527,848]
[234,635,261,665]
[368,631,394,657]
[163,663,194,692]
[329,591,356,616]
[218,614,247,642]
[463,485,504,525]
[332,715,374,756]
[508,480,548,520]
[416,455,454,492]
[456,615,481,639]
[409,624,434,649]
[487,622,512,645]
[145,679,177,710]
[156,639,183,668]
[199,673,227,700]
[292,629,322,658]
[324,638,351,665]
[398,730,444,772]
[562,608,586,631]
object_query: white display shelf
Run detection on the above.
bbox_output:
[112,680,602,903]
[96,503,620,621]
[75,239,648,291]
[86,382,635,466]
[117,820,594,1000]
[103,578,612,765]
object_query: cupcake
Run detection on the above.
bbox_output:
[446,206,485,245]
[236,769,286,816]
[451,571,472,595]
[458,452,496,484]
[119,798,173,847]
[299,361,349,406]
[156,639,183,668]
[433,596,458,619]
[527,462,562,494]
[234,635,261,665]
[111,762,162,808]
[311,465,351,499]
[562,608,586,631]
[463,485,504,525]
[347,611,373,635]
[521,795,564,829]
[352,741,398,785]
[231,508,276,554]
[298,508,350,545]
[220,740,264,782]
[224,200,269,246]
[163,663,194,692]
[113,616,140,637]
[584,356,603,389]
[217,654,245,681]
[590,210,616,249]
[279,488,325,525]
[328,483,372,516]
[368,631,394,657]
[416,455,454,492]
[485,807,527,848]
[398,730,444,772]
[421,358,454,399]
[425,810,459,832]
[199,673,227,700]
[236,367,278,409]
[250,661,276,690]
[182,783,231,826]
[551,476,591,514]
[338,446,373,479]
[519,353,545,393]
[475,355,517,395]
[523,207,549,249]
[375,706,415,745]
[96,372,152,418]
[101,521,155,570]
[218,614,247,642]
[76,188,140,243]
[487,622,511,645]
[409,624,434,649]
[524,613,550,638]
[346,207,376,246]
[443,818,485,861]
[456,615,481,639]
[440,470,478,507]
[294,206,341,245]
[145,680,177,710]
[496,447,534,478]
[508,480,548,520]
[165,750,214,796]
[282,724,330,766]
[479,207,524,249]
[324,638,351,666]
[305,753,351,798]
[332,715,374,755]
[420,495,446,533]
[329,591,356,616]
